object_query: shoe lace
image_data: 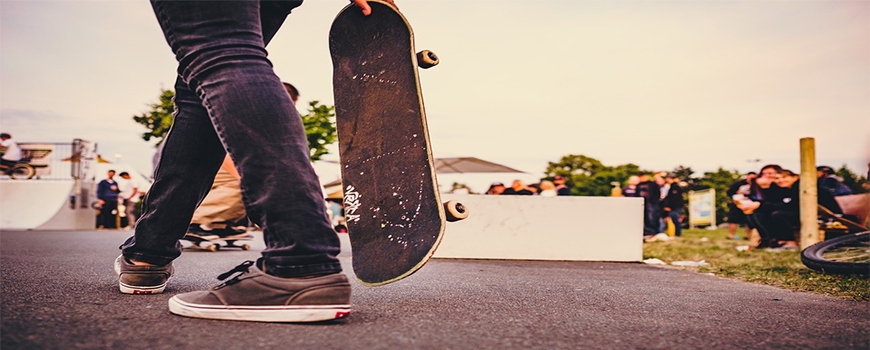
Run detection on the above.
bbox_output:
[216,260,255,287]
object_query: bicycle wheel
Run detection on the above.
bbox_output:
[10,164,35,179]
[801,231,869,275]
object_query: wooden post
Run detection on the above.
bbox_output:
[799,137,819,249]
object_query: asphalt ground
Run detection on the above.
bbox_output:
[1,230,868,350]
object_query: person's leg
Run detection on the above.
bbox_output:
[130,0,347,321]
[669,209,682,237]
[104,201,119,229]
[770,210,799,242]
[642,201,657,235]
[148,0,339,277]
[0,159,15,175]
[120,76,227,264]
[189,170,246,234]
[747,212,777,248]
[124,200,137,228]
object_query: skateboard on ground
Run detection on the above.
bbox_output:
[329,0,467,286]
[181,227,254,252]
[818,205,867,239]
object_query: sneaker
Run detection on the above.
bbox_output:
[168,260,351,323]
[114,255,174,294]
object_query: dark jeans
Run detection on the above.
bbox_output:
[98,200,118,228]
[748,210,799,246]
[643,200,660,235]
[665,209,682,237]
[1,159,16,175]
[121,0,342,278]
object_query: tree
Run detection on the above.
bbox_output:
[132,89,175,144]
[300,101,337,161]
[544,154,642,196]
[545,154,604,178]
[835,165,869,194]
[132,89,338,161]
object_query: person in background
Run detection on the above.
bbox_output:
[485,182,506,195]
[726,172,757,240]
[636,172,661,237]
[97,170,120,229]
[553,176,571,196]
[742,169,843,249]
[502,179,534,195]
[188,82,301,239]
[539,180,557,197]
[816,165,852,197]
[622,175,639,197]
[118,172,140,229]
[660,173,684,237]
[0,133,22,175]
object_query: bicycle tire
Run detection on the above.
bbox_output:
[801,231,870,275]
[10,164,35,180]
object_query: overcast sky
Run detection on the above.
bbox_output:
[1,0,867,191]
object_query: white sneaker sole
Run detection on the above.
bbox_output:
[114,255,169,295]
[168,296,351,323]
[119,282,167,295]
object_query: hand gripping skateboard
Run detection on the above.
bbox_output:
[330,1,467,286]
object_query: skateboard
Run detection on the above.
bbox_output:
[329,1,467,286]
[182,231,254,252]
[818,204,867,239]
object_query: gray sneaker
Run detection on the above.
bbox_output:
[168,260,351,323]
[114,255,174,295]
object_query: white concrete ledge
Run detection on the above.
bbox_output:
[435,194,643,262]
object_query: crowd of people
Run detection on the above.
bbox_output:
[726,164,856,249]
[483,176,571,196]
[482,172,685,238]
[618,172,685,239]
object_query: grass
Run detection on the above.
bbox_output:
[643,228,870,301]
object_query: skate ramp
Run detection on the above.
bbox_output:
[0,180,94,230]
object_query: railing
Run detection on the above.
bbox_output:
[14,139,97,180]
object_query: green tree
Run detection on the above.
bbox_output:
[132,89,338,161]
[132,89,175,144]
[300,101,337,161]
[671,165,695,185]
[835,165,869,194]
[544,154,642,196]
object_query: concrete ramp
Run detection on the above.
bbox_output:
[435,194,643,262]
[0,180,94,230]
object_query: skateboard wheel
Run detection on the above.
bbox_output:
[417,50,439,69]
[206,244,219,252]
[241,244,251,251]
[444,200,468,222]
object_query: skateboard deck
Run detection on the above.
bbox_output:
[182,232,253,252]
[330,1,452,286]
